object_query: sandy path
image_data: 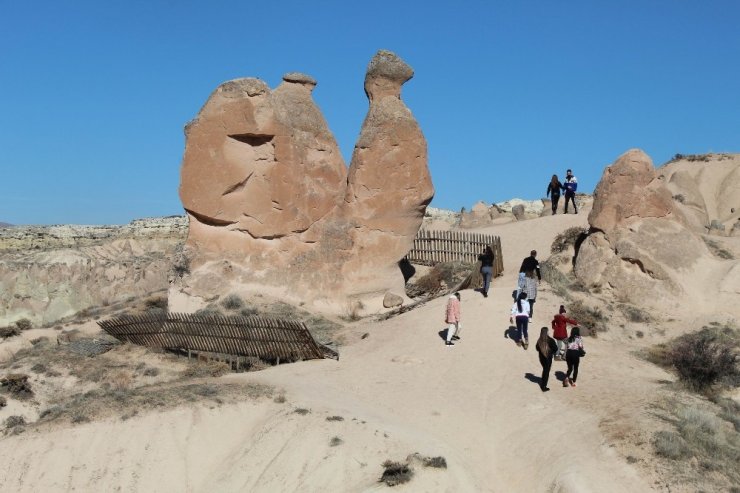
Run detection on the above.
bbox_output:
[0,209,666,492]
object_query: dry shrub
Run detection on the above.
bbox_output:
[15,318,33,331]
[0,326,20,339]
[0,396,6,408]
[181,360,230,378]
[220,294,245,311]
[108,371,133,391]
[654,430,691,459]
[667,328,738,392]
[620,304,651,323]
[329,436,343,447]
[406,261,472,298]
[294,408,310,415]
[702,237,734,260]
[5,415,26,429]
[380,460,413,487]
[326,415,344,422]
[551,227,588,254]
[0,374,34,400]
[566,301,608,335]
[145,296,168,311]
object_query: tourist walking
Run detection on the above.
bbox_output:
[445,292,461,346]
[535,327,558,392]
[564,326,585,387]
[551,305,578,360]
[522,270,538,318]
[479,246,494,298]
[519,250,541,281]
[546,174,563,214]
[510,291,531,349]
[563,169,578,214]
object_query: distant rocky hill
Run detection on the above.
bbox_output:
[0,216,187,327]
[0,222,13,228]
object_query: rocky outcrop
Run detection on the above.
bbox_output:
[574,150,739,312]
[0,217,186,326]
[173,51,433,314]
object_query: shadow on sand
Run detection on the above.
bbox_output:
[524,372,542,386]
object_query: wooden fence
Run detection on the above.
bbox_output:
[98,313,337,368]
[406,230,504,277]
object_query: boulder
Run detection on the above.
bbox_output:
[382,292,403,308]
[512,204,525,221]
[172,51,433,314]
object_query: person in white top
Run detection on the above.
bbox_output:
[510,291,531,349]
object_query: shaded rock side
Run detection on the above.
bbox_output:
[174,51,433,313]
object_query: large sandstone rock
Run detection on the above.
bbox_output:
[588,149,673,235]
[173,51,433,314]
[574,149,740,315]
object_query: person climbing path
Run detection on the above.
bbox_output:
[564,326,585,387]
[445,292,461,347]
[510,291,531,349]
[551,305,578,360]
[535,326,558,392]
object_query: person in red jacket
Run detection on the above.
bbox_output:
[551,305,577,360]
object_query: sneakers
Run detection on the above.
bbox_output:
[563,378,570,387]
[452,335,460,341]
[540,386,550,392]
[483,292,488,298]
[445,341,454,347]
[522,342,529,350]
[516,340,523,346]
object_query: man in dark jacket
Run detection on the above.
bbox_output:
[563,169,578,214]
[519,250,541,281]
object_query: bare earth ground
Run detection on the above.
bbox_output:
[0,204,735,492]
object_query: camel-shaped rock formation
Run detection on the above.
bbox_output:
[171,51,434,313]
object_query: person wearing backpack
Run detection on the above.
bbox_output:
[546,174,563,215]
[510,291,531,349]
[445,292,461,347]
[564,326,585,387]
[563,169,578,214]
[535,326,558,392]
[551,305,578,360]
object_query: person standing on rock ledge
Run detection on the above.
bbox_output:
[547,174,563,215]
[563,169,578,214]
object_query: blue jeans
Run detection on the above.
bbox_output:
[515,316,529,342]
[481,266,493,293]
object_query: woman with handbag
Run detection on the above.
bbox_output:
[564,326,585,387]
[535,327,558,392]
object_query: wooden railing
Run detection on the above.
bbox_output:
[406,229,504,277]
[98,313,337,367]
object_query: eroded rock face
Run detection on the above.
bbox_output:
[174,51,434,313]
[588,149,673,235]
[574,150,740,314]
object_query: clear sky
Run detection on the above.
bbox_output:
[1,1,738,225]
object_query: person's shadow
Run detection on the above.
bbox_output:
[554,370,567,383]
[503,326,519,343]
[437,328,450,342]
[524,372,542,386]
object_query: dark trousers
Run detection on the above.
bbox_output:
[565,349,581,382]
[528,298,536,318]
[564,193,577,213]
[515,316,529,341]
[551,194,560,214]
[539,354,553,388]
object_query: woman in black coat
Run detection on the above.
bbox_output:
[535,326,558,392]
[546,174,563,215]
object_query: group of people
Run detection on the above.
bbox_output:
[546,169,578,215]
[444,248,586,393]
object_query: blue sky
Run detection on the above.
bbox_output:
[1,1,738,225]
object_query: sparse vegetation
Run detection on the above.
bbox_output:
[5,415,26,428]
[620,304,651,323]
[329,436,343,447]
[406,261,472,298]
[145,296,168,311]
[0,373,34,400]
[220,294,245,311]
[379,460,414,487]
[550,226,588,254]
[567,300,608,335]
[421,456,447,468]
[702,237,734,260]
[343,300,364,322]
[294,408,310,415]
[326,415,344,422]
[653,402,740,487]
[15,318,33,331]
[0,326,20,339]
[181,360,231,379]
[646,326,739,393]
[672,194,685,203]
